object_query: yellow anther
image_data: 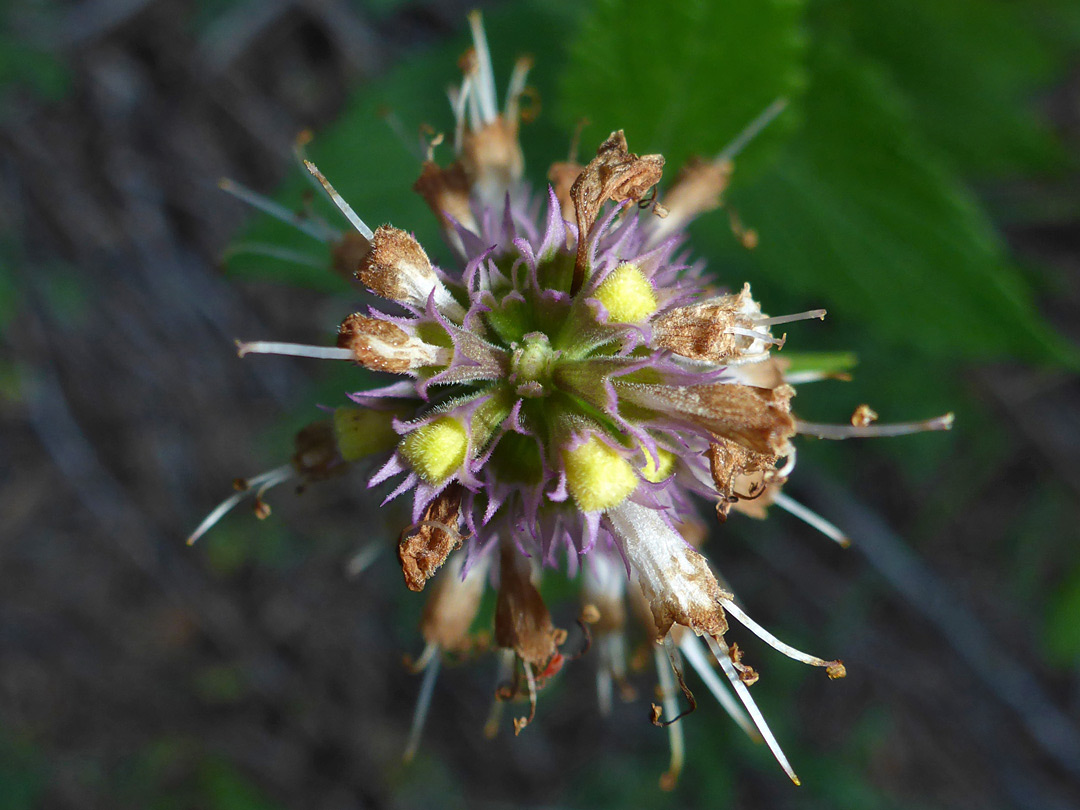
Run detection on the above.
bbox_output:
[333,408,399,461]
[563,435,638,512]
[400,416,469,483]
[640,447,676,483]
[594,263,657,324]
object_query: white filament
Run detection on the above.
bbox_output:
[345,544,384,577]
[704,634,800,785]
[303,160,374,240]
[403,645,442,763]
[755,309,826,327]
[678,632,758,739]
[716,98,789,164]
[796,413,954,439]
[772,492,850,547]
[719,598,840,670]
[186,464,293,545]
[218,178,338,243]
[467,10,498,124]
[235,341,355,361]
[727,326,785,346]
[783,370,845,385]
[653,642,685,788]
[504,55,532,122]
[223,242,326,268]
[450,77,473,153]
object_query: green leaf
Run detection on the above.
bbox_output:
[559,0,806,176]
[811,0,1071,178]
[709,44,1077,364]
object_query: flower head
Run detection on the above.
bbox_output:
[198,12,953,788]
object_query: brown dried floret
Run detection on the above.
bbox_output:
[461,117,525,199]
[659,156,731,230]
[420,554,487,652]
[495,543,561,668]
[652,283,770,364]
[547,160,583,223]
[709,437,783,520]
[412,160,476,233]
[570,131,665,293]
[618,381,796,457]
[330,231,371,279]
[337,313,443,373]
[356,225,434,302]
[291,420,345,483]
[398,485,464,592]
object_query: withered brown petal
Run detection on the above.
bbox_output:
[619,382,796,456]
[708,437,780,518]
[398,485,464,592]
[569,130,664,293]
[413,160,475,231]
[494,544,560,667]
[547,160,583,223]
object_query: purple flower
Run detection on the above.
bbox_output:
[194,12,953,788]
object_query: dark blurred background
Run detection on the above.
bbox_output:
[2,0,1080,808]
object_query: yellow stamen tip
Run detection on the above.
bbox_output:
[400,416,469,483]
[594,263,657,324]
[563,436,638,512]
[640,446,676,483]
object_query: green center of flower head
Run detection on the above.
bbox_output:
[509,332,556,393]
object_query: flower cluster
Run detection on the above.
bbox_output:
[195,12,952,788]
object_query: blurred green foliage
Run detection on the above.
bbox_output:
[562,0,1076,365]
[0,1,70,104]
[0,734,48,810]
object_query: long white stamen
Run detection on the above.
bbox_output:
[504,55,533,122]
[727,326,786,347]
[466,71,483,132]
[235,341,355,361]
[597,664,613,716]
[218,178,338,243]
[796,412,954,439]
[467,10,498,124]
[678,633,758,739]
[403,646,442,762]
[720,598,842,673]
[654,643,685,791]
[705,634,800,785]
[450,78,472,153]
[303,160,374,240]
[515,661,538,735]
[755,309,826,327]
[715,97,789,164]
[772,492,850,547]
[345,543,384,577]
[783,370,850,385]
[484,649,515,738]
[187,464,293,545]
[222,242,327,268]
